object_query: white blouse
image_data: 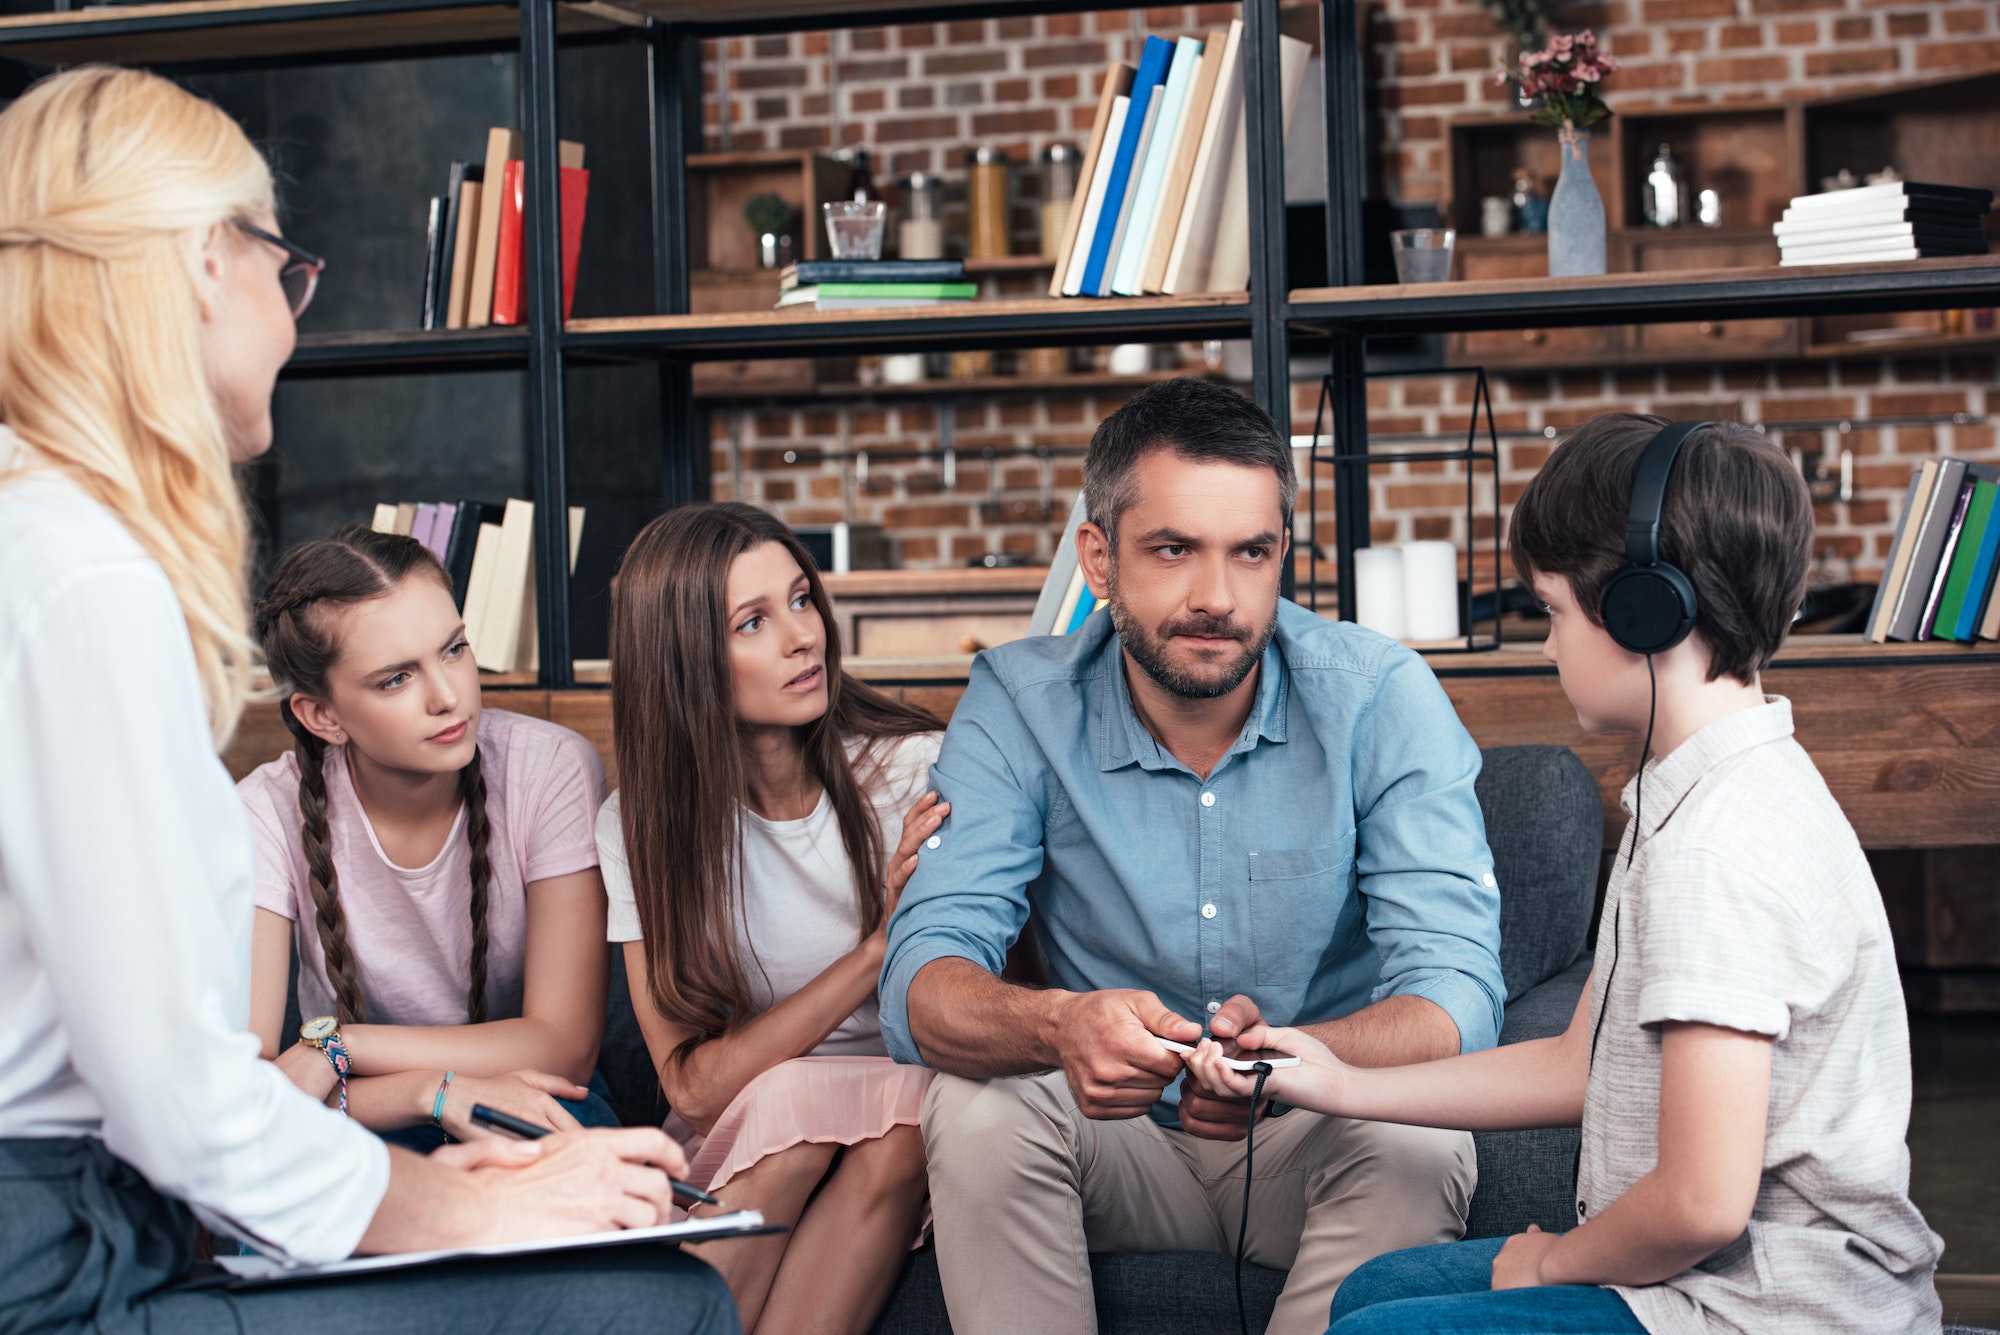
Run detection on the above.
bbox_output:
[0,427,388,1263]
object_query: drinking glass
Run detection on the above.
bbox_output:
[1390,228,1455,284]
[823,200,887,260]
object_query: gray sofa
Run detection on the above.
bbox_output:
[595,744,1605,1335]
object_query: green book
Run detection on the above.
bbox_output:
[1932,478,1998,640]
[777,282,979,306]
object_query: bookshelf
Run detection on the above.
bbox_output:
[8,0,2000,684]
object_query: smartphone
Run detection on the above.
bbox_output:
[1157,1036,1300,1070]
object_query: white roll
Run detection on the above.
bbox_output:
[1402,540,1461,642]
[1353,546,1407,640]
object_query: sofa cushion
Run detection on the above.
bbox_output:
[1474,745,1601,1001]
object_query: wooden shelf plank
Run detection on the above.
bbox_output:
[0,0,642,66]
[1290,256,2000,336]
[285,326,529,376]
[566,292,1251,359]
[616,0,1104,34]
[692,368,1225,403]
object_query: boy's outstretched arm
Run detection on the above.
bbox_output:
[1184,979,1593,1132]
[1497,1021,1771,1290]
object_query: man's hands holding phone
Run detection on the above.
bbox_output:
[1051,988,1200,1119]
[1181,999,1351,1120]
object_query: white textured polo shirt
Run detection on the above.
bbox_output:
[1580,697,1942,1335]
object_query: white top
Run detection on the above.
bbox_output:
[0,427,389,1263]
[598,731,941,1058]
[1581,698,1942,1335]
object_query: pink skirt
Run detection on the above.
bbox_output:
[666,1056,934,1238]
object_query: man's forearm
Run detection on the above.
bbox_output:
[905,956,1071,1078]
[1299,993,1461,1068]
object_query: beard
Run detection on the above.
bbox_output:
[1107,567,1279,701]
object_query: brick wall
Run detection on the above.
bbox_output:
[703,5,2000,586]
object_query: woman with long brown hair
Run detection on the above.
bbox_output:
[0,65,730,1329]
[243,525,620,1147]
[603,502,948,1334]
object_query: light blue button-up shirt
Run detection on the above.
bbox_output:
[880,600,1506,1121]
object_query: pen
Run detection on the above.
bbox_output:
[467,1103,723,1207]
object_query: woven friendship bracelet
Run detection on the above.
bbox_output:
[322,1033,352,1115]
[433,1070,455,1135]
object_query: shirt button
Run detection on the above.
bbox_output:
[925,836,941,849]
[1206,1000,1222,1015]
[1200,792,1216,807]
[1201,903,1217,919]
[1483,872,1497,888]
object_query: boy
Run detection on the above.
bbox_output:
[1184,414,1943,1334]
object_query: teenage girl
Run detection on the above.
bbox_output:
[243,525,620,1145]
[601,502,948,1335]
[0,64,726,1331]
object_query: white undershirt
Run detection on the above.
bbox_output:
[0,427,388,1263]
[599,731,941,1057]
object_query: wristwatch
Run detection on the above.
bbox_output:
[300,1015,352,1115]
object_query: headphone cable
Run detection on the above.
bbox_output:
[1235,1062,1273,1335]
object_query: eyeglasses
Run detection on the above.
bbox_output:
[234,220,324,319]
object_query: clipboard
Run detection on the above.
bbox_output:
[209,1210,781,1288]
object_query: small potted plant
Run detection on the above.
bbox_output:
[743,192,796,270]
[1499,31,1618,276]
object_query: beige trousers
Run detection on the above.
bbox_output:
[922,1070,1474,1335]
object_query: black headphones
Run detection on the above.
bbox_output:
[1597,419,1710,656]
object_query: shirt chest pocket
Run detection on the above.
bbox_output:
[1248,834,1356,987]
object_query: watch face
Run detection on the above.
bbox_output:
[301,1016,338,1044]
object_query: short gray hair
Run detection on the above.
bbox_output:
[1082,378,1296,546]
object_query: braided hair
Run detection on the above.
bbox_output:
[255,525,493,1026]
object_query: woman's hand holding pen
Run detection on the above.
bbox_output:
[430,1126,693,1240]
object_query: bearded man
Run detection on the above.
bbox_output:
[879,377,1507,1335]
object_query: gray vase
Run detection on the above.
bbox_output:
[1548,129,1606,277]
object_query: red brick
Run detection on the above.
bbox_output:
[1833,14,1875,38]
[734,65,808,90]
[1772,19,1819,42]
[1695,54,1794,82]
[1643,0,1733,17]
[1917,38,2000,69]
[1715,22,1762,47]
[1040,72,1079,100]
[850,88,885,113]
[777,125,830,149]
[1025,41,1104,67]
[896,24,936,48]
[837,57,909,82]
[1668,27,1710,51]
[848,27,887,51]
[884,503,974,528]
[874,115,962,143]
[923,50,1006,76]
[946,18,984,43]
[997,16,1033,39]
[973,108,1058,136]
[1380,80,1476,108]
[1610,61,1688,90]
[1044,12,1084,37]
[1400,48,1441,76]
[1806,47,1899,75]
[1449,43,1495,71]
[895,85,932,109]
[1874,390,1969,416]
[1941,8,1988,33]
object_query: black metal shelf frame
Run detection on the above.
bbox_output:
[1306,367,1504,651]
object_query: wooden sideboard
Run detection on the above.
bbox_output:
[223,635,1999,854]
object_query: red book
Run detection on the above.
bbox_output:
[490,158,526,325]
[491,159,589,325]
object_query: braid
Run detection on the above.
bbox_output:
[290,708,367,1026]
[460,749,493,1025]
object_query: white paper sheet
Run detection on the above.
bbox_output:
[215,1210,770,1286]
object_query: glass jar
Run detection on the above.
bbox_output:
[967,146,1010,260]
[899,172,945,260]
[1040,144,1080,259]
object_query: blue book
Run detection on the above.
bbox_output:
[1079,34,1173,297]
[1955,481,2000,640]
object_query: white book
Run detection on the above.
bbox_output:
[460,521,503,658]
[1772,219,1978,243]
[1785,182,1988,213]
[1028,492,1090,636]
[1061,97,1129,297]
[1111,36,1204,296]
[1206,33,1311,294]
[1782,248,1930,266]
[1162,20,1244,295]
[1096,88,1165,295]
[512,505,586,674]
[473,499,535,672]
[369,503,399,534]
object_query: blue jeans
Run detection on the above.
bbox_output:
[380,1070,622,1155]
[1328,1237,1649,1334]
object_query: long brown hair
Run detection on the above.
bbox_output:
[254,525,494,1026]
[609,503,938,1059]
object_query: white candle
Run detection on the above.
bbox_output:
[1353,546,1407,640]
[1402,540,1461,642]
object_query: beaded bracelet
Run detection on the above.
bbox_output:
[433,1070,456,1134]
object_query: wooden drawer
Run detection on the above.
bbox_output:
[1634,315,1796,358]
[1450,239,1624,366]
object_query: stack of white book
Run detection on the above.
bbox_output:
[1773,181,1992,267]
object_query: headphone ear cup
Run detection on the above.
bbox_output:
[1599,563,1697,656]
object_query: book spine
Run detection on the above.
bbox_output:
[1061,97,1130,297]
[1889,459,1966,641]
[789,260,965,285]
[1112,36,1202,296]
[420,197,445,331]
[1080,35,1173,297]
[560,165,589,321]
[1917,479,1976,641]
[491,159,526,326]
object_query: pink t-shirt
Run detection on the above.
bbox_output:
[239,709,606,1028]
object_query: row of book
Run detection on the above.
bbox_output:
[1049,21,1312,299]
[1865,457,2000,644]
[420,128,591,331]
[1773,181,1992,268]
[774,259,979,311]
[368,499,584,673]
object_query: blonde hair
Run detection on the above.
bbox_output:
[0,66,275,747]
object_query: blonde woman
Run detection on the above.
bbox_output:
[0,67,734,1330]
